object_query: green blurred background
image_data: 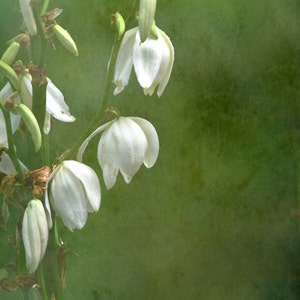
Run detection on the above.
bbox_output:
[1,0,300,299]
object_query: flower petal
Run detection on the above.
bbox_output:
[63,160,101,212]
[77,120,113,162]
[133,30,163,89]
[50,165,88,231]
[114,117,148,182]
[46,78,75,122]
[129,117,159,168]
[19,0,37,35]
[114,27,138,95]
[156,29,175,97]
[0,151,28,175]
[97,124,121,189]
[0,83,21,148]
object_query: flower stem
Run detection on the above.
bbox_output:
[63,32,122,160]
[0,100,24,180]
[37,263,49,300]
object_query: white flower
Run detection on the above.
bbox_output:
[18,0,37,35]
[22,199,48,273]
[0,83,21,149]
[0,151,28,175]
[19,72,75,134]
[77,116,159,189]
[114,26,174,97]
[46,160,101,231]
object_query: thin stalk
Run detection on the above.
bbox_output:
[0,100,24,180]
[37,263,49,300]
[41,0,50,16]
[43,223,64,300]
[63,32,122,160]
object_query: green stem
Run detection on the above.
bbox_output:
[41,0,50,16]
[43,221,64,300]
[63,32,122,160]
[37,263,49,300]
[0,100,24,180]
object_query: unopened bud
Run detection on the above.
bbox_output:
[138,0,157,42]
[53,24,78,56]
[113,12,125,39]
[0,60,20,90]
[22,199,48,273]
[1,42,20,66]
[14,103,42,152]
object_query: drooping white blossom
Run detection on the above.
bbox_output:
[22,199,49,273]
[77,116,159,189]
[114,26,174,97]
[46,160,101,231]
[0,83,21,149]
[18,72,75,134]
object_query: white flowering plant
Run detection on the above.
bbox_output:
[0,0,174,299]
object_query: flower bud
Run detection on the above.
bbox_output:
[1,42,20,66]
[138,0,157,42]
[53,24,78,56]
[14,103,41,152]
[114,12,125,39]
[22,199,49,273]
[0,60,20,91]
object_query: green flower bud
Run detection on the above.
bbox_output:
[115,12,125,39]
[0,60,20,90]
[53,24,78,56]
[14,103,42,152]
[138,0,157,42]
[1,42,20,66]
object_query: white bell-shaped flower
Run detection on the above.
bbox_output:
[46,160,101,231]
[0,83,21,149]
[22,199,48,273]
[18,72,75,134]
[77,116,159,189]
[114,26,174,97]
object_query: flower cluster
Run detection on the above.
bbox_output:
[0,0,174,282]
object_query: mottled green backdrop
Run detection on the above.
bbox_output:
[1,0,300,299]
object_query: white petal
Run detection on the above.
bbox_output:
[129,117,159,168]
[19,0,37,35]
[44,187,53,229]
[63,160,101,212]
[156,29,175,97]
[46,78,75,122]
[97,124,120,189]
[0,152,28,175]
[51,165,88,231]
[0,83,21,147]
[77,120,112,162]
[114,117,148,181]
[133,30,162,89]
[113,27,138,95]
